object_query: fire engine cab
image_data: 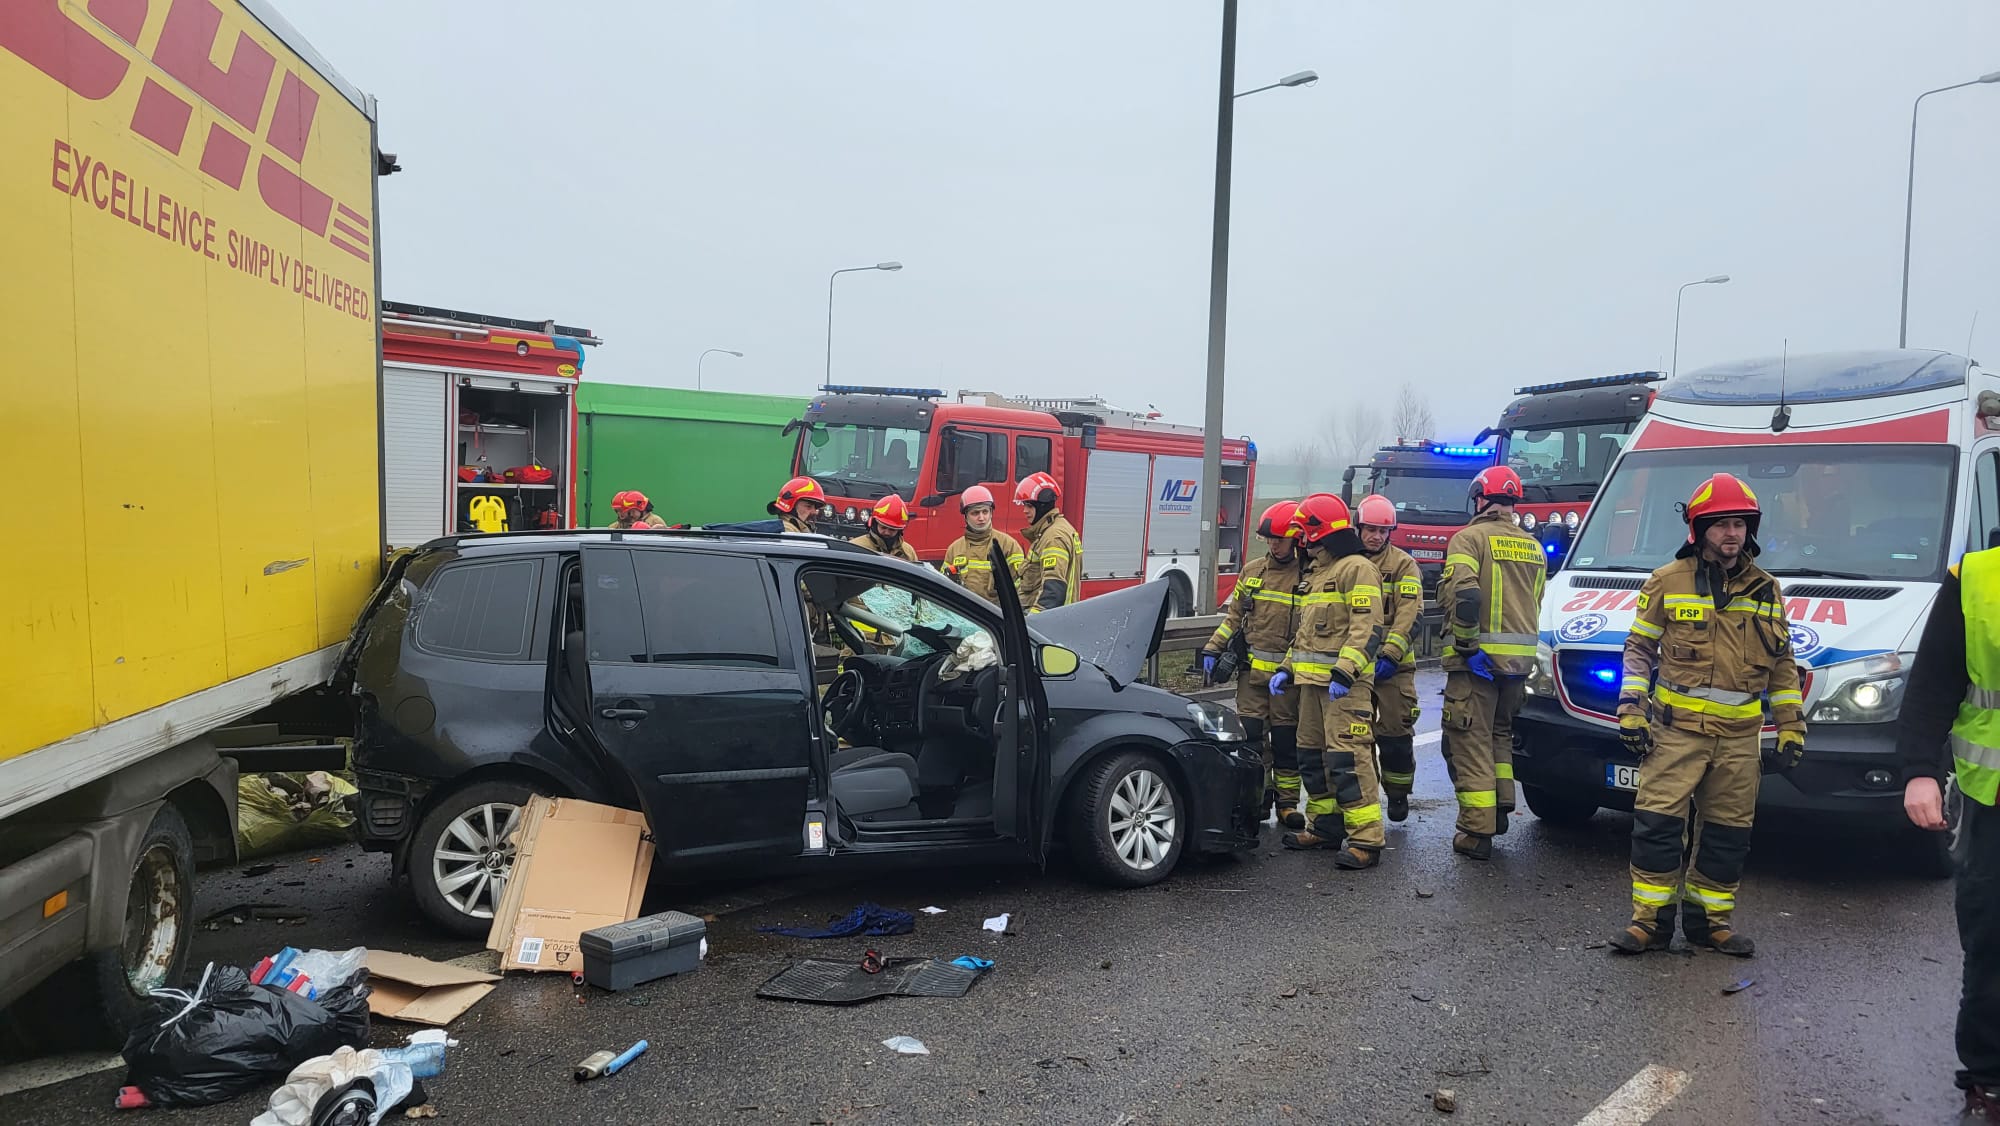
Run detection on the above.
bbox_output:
[1480,371,1663,562]
[380,302,598,549]
[788,387,1257,611]
[1341,441,1496,590]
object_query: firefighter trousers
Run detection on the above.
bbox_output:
[1373,664,1419,799]
[1298,683,1385,851]
[1237,671,1301,804]
[1442,670,1524,837]
[1626,727,1758,934]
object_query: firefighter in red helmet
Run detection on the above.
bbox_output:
[1608,473,1805,957]
[769,476,826,534]
[609,490,666,530]
[1014,472,1081,611]
[1440,464,1546,860]
[1357,494,1424,822]
[943,485,1025,602]
[1201,500,1307,825]
[1269,494,1388,869]
[851,494,919,561]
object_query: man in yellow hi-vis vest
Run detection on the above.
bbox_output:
[1899,545,2000,1121]
[1439,464,1546,861]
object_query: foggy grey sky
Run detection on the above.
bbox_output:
[285,1,2000,453]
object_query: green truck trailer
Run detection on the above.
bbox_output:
[576,384,809,528]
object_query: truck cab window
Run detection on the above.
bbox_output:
[1016,436,1051,481]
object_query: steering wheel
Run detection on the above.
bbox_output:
[824,668,869,741]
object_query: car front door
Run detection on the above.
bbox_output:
[581,546,813,867]
[986,541,1049,860]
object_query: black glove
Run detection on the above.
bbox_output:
[1618,714,1651,759]
[1761,731,1804,775]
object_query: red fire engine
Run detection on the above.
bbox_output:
[788,386,1258,611]
[1340,441,1496,589]
[1478,371,1662,561]
[379,302,599,548]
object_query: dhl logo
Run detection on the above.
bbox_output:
[1,0,371,262]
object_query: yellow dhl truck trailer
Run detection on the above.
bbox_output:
[0,0,386,1038]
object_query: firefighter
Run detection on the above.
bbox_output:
[1268,493,1387,870]
[1440,465,1546,861]
[1357,494,1424,821]
[768,476,826,534]
[1897,545,2000,1121]
[1014,472,1081,611]
[1200,501,1307,826]
[943,486,1025,602]
[851,494,919,561]
[1608,473,1804,957]
[609,490,667,530]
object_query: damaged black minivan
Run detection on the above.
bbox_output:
[345,529,1262,936]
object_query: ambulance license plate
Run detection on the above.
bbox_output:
[1606,763,1641,792]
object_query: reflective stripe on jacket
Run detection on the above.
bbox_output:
[1281,551,1382,687]
[1204,552,1305,672]
[944,530,1025,602]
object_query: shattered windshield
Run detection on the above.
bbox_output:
[850,583,988,659]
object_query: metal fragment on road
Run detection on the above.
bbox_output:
[1723,977,1755,994]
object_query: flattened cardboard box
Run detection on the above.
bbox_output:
[366,949,498,1025]
[486,795,653,973]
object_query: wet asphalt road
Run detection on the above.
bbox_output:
[0,669,1965,1125]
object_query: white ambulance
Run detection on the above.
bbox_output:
[1513,348,1991,875]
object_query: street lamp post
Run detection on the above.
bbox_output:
[697,348,742,390]
[1670,275,1730,377]
[1898,70,2000,348]
[825,262,904,385]
[1196,0,1315,614]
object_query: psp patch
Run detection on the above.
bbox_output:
[1557,612,1609,642]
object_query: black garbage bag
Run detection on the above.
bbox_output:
[121,963,372,1107]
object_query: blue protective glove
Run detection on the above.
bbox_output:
[1467,651,1496,681]
[1326,679,1350,701]
[1267,671,1291,696]
[1201,653,1217,682]
[1375,657,1398,681]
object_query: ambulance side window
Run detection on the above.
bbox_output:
[1016,436,1051,482]
[1974,450,2000,553]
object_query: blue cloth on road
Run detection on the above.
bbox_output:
[950,956,994,971]
[759,903,914,939]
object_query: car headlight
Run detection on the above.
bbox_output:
[1519,512,1538,531]
[1185,701,1249,742]
[1807,652,1913,724]
[1564,510,1581,528]
[1525,641,1556,697]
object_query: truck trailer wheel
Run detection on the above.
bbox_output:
[6,803,196,1048]
[1521,784,1599,827]
[409,780,541,937]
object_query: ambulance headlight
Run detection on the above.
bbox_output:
[1518,512,1538,531]
[1525,642,1556,697]
[1807,652,1913,724]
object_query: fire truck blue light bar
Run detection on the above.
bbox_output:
[819,385,947,399]
[1514,371,1664,396]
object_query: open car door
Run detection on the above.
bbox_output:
[986,542,1049,861]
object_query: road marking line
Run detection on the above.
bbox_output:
[0,1052,123,1098]
[1575,1063,1691,1126]
[1415,730,1441,747]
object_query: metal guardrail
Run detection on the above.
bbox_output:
[1144,604,1444,686]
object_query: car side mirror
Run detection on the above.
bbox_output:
[919,494,947,508]
[1038,645,1079,677]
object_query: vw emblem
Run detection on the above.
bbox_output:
[1558,612,1608,642]
[1789,623,1822,658]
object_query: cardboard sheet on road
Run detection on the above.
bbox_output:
[365,950,499,1025]
[486,795,653,973]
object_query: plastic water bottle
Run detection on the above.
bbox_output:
[379,1041,446,1079]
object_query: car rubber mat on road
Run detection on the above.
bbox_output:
[756,958,985,1005]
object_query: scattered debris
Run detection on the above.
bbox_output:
[759,957,989,1005]
[1411,991,1434,1003]
[1437,1057,1491,1078]
[237,772,355,859]
[920,906,947,915]
[1723,977,1756,995]
[125,961,371,1108]
[574,1040,649,1081]
[242,863,279,877]
[1279,987,1298,999]
[365,950,498,1026]
[1099,960,1114,971]
[761,902,915,939]
[1580,940,1609,950]
[1415,889,1435,899]
[1433,1088,1458,1114]
[405,1106,438,1119]
[983,913,1011,934]
[1034,1057,1063,1069]
[490,797,654,973]
[951,956,994,971]
[200,903,309,927]
[581,910,707,991]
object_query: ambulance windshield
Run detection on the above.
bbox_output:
[1565,444,1956,581]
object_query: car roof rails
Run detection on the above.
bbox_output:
[423,526,882,558]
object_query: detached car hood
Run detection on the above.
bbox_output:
[1030,579,1171,688]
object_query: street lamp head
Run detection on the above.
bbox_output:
[725,350,744,357]
[1279,70,1319,88]
[1980,70,2000,84]
[876,261,904,272]
[1704,274,1731,284]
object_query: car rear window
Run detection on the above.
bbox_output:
[413,558,542,661]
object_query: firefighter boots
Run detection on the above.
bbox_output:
[1608,918,1674,955]
[1452,832,1492,861]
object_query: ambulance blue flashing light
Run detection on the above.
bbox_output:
[819,384,946,399]
[1514,371,1664,396]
